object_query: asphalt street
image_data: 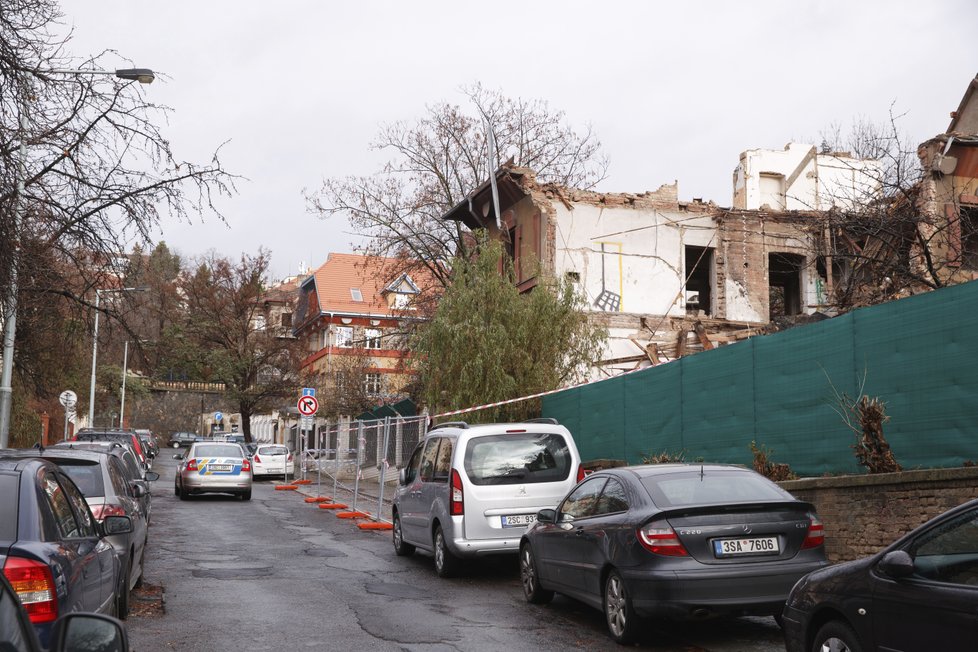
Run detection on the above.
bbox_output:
[128,454,787,651]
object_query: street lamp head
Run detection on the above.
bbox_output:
[115,68,155,84]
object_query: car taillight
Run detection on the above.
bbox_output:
[287,454,293,462]
[2,557,58,624]
[450,469,464,516]
[801,513,825,549]
[637,522,689,556]
[185,458,199,471]
[577,464,585,482]
[90,504,127,522]
[253,454,262,463]
[241,458,251,472]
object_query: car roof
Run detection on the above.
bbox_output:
[606,463,754,479]
[0,454,62,473]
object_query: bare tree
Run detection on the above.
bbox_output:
[308,83,608,291]
[1,0,235,399]
[163,251,302,441]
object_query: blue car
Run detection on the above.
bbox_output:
[0,455,132,648]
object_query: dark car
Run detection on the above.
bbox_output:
[134,429,159,459]
[519,464,829,643]
[783,497,978,652]
[167,432,198,449]
[73,429,148,469]
[0,455,132,648]
[8,447,155,604]
[0,571,130,652]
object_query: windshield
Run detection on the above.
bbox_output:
[258,446,288,456]
[640,469,790,508]
[194,445,243,458]
[52,461,106,498]
[463,433,572,485]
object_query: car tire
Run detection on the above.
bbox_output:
[174,483,180,497]
[134,548,145,589]
[178,484,188,501]
[392,513,415,557]
[433,525,458,578]
[811,620,863,652]
[172,442,180,448]
[520,542,553,604]
[604,570,637,644]
[241,490,252,501]
[116,564,131,620]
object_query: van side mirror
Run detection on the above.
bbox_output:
[51,612,130,651]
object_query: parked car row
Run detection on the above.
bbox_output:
[1,427,160,650]
[390,419,976,650]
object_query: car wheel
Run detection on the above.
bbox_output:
[116,563,131,620]
[812,620,863,652]
[172,442,180,448]
[392,513,415,557]
[174,483,180,497]
[520,542,553,604]
[433,525,458,578]
[604,570,637,644]
[134,547,145,589]
[178,484,189,501]
[240,490,252,501]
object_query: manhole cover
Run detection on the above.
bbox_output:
[192,567,273,579]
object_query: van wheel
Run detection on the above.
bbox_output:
[520,542,553,604]
[393,513,415,556]
[433,525,458,578]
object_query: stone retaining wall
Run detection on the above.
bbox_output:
[779,467,978,563]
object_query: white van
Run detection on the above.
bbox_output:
[391,419,583,577]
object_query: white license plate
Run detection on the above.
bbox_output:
[713,536,779,557]
[209,464,233,473]
[501,514,536,528]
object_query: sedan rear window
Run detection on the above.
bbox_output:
[641,469,789,508]
[0,473,17,540]
[463,433,571,485]
[194,445,243,458]
[52,461,106,498]
[258,446,288,456]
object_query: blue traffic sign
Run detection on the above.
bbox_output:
[214,411,223,422]
[302,387,316,397]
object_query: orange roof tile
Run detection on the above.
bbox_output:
[307,253,426,316]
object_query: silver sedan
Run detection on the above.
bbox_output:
[174,442,253,500]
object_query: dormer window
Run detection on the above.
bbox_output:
[350,288,363,302]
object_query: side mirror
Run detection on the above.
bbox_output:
[399,468,407,485]
[103,515,132,536]
[50,612,130,652]
[536,508,556,524]
[144,471,160,482]
[130,483,148,498]
[878,550,915,578]
[173,453,184,460]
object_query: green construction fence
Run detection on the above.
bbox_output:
[543,280,978,476]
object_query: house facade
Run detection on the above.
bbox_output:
[292,253,426,409]
[441,167,836,377]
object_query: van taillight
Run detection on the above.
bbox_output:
[2,557,58,623]
[577,464,585,482]
[801,513,825,549]
[450,469,464,516]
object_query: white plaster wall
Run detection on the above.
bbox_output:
[734,143,880,211]
[553,203,716,318]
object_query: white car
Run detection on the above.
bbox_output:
[251,444,294,479]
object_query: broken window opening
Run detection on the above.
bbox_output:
[769,253,805,318]
[684,245,714,316]
[961,206,978,270]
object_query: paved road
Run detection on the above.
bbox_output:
[128,454,787,651]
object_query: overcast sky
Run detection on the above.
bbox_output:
[57,0,977,281]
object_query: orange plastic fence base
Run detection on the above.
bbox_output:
[317,503,348,509]
[358,522,394,531]
[336,511,370,519]
[304,496,332,503]
[275,485,298,491]
[293,479,312,485]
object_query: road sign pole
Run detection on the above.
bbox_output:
[63,410,69,442]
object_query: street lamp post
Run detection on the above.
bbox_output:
[88,288,144,428]
[0,66,154,447]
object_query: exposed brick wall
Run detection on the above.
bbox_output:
[780,467,978,563]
